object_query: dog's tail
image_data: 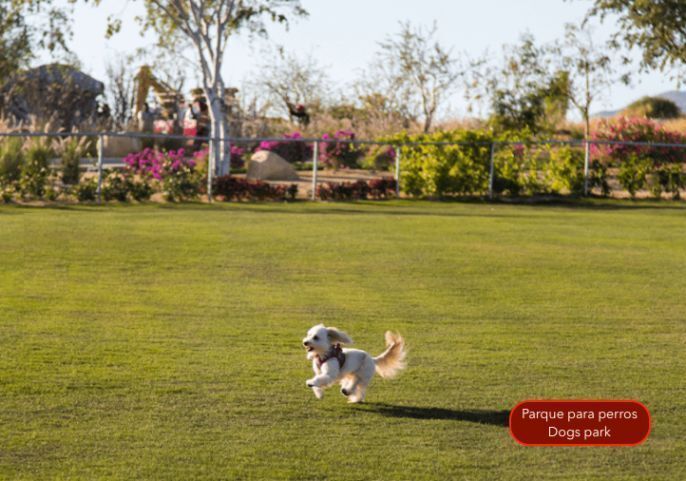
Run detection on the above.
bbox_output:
[373,331,406,379]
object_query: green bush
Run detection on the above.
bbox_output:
[19,139,52,199]
[492,144,545,196]
[129,177,155,202]
[102,171,130,202]
[1,184,16,203]
[74,178,98,202]
[163,167,202,202]
[0,138,24,186]
[360,145,396,171]
[58,137,88,185]
[650,164,684,200]
[544,145,585,195]
[589,160,611,197]
[386,130,494,197]
[618,155,651,199]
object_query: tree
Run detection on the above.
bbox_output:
[378,22,461,133]
[99,0,307,180]
[555,22,623,195]
[0,0,74,84]
[585,0,686,72]
[623,96,681,119]
[468,34,567,133]
[352,60,417,135]
[256,48,330,127]
[105,54,136,128]
[556,23,620,144]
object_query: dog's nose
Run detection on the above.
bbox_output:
[303,341,310,346]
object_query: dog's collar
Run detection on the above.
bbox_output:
[315,343,346,369]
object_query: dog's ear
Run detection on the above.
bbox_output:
[327,327,353,345]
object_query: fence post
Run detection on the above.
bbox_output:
[207,136,214,203]
[311,141,319,201]
[226,139,232,176]
[96,133,104,204]
[488,142,496,199]
[583,139,591,196]
[395,146,401,198]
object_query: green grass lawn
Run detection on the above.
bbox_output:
[1,200,685,480]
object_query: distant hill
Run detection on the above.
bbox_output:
[592,91,686,118]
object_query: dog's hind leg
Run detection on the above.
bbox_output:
[340,375,359,397]
[347,382,368,403]
[348,356,375,403]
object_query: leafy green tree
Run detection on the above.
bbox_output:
[469,34,568,133]
[623,96,681,119]
[0,0,73,83]
[586,0,686,71]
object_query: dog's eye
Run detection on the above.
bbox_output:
[313,335,319,341]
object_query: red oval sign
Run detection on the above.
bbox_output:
[510,400,651,447]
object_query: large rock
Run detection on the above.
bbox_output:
[246,151,299,181]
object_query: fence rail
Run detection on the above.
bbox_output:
[2,130,686,203]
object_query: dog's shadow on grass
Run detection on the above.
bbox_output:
[357,403,509,427]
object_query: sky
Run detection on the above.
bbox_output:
[45,0,680,119]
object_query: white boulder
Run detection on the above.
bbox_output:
[246,150,299,181]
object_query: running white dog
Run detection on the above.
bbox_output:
[302,324,406,403]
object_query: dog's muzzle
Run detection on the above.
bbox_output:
[303,341,314,352]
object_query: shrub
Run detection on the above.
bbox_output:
[1,184,16,203]
[590,160,611,197]
[544,145,585,195]
[129,177,155,202]
[56,136,89,185]
[361,145,396,171]
[162,149,201,201]
[492,144,539,196]
[0,138,24,186]
[19,139,52,199]
[212,176,297,202]
[592,117,686,165]
[316,179,396,201]
[368,178,397,199]
[256,132,312,163]
[193,145,247,170]
[102,171,130,202]
[74,178,98,202]
[385,130,496,197]
[650,164,684,200]
[124,148,201,201]
[123,148,165,180]
[618,155,651,199]
[320,131,364,169]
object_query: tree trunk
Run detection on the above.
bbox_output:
[205,87,229,177]
[423,115,432,134]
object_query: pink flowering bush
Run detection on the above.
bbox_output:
[592,117,686,165]
[123,148,201,201]
[321,130,364,169]
[193,145,247,169]
[256,132,312,163]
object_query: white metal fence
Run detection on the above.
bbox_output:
[2,130,686,202]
